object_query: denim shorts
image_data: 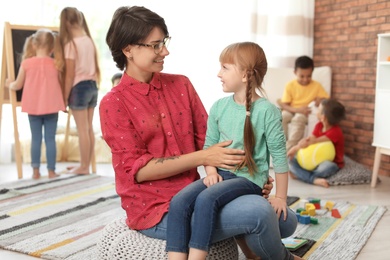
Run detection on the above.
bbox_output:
[68,80,98,110]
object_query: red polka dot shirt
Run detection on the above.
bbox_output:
[99,72,208,230]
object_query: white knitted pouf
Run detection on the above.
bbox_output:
[97,217,239,260]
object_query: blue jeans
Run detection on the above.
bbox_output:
[166,170,263,253]
[28,113,58,171]
[289,156,339,184]
[141,173,297,259]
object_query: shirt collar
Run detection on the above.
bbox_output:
[123,73,162,95]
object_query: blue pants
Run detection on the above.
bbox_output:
[289,156,339,184]
[141,191,297,259]
[28,113,59,171]
[166,170,263,253]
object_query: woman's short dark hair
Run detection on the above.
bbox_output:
[106,6,169,70]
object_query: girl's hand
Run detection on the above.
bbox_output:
[5,79,14,89]
[203,173,223,187]
[268,197,287,220]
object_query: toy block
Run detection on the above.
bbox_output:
[313,203,321,209]
[331,208,341,218]
[305,203,316,216]
[299,215,311,224]
[305,203,315,210]
[295,213,301,221]
[300,210,308,215]
[296,208,305,213]
[325,201,335,211]
[310,217,319,224]
[307,208,316,216]
[309,198,321,204]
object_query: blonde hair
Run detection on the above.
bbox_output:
[22,28,64,72]
[59,7,101,85]
[219,42,268,175]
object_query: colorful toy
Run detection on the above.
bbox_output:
[299,215,311,224]
[325,201,335,211]
[331,209,341,218]
[308,198,321,209]
[296,141,336,171]
[305,203,316,216]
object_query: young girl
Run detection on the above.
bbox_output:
[166,42,300,260]
[287,98,346,188]
[59,7,101,174]
[5,29,65,179]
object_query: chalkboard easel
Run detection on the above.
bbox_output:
[0,22,58,178]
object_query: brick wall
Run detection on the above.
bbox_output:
[314,0,390,176]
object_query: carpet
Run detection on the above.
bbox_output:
[0,176,387,260]
[285,198,387,260]
[0,174,122,259]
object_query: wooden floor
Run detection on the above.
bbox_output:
[0,162,389,260]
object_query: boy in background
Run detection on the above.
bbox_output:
[287,98,346,188]
[277,56,329,151]
[111,72,122,87]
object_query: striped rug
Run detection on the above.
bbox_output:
[286,199,387,260]
[0,175,387,260]
[0,174,123,259]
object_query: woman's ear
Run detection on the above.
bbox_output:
[122,45,133,60]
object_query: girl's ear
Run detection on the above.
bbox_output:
[241,71,247,83]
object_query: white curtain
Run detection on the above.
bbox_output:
[251,0,315,68]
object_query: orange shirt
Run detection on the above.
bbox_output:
[20,57,65,115]
[281,79,329,108]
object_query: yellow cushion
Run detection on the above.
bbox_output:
[296,141,335,171]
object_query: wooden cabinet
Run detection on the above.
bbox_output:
[371,33,390,187]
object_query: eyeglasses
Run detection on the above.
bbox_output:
[135,36,171,54]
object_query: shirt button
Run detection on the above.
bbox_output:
[167,132,172,136]
[161,113,165,118]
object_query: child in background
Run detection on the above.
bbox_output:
[111,72,122,87]
[287,98,346,188]
[167,42,300,260]
[5,29,65,179]
[277,56,329,151]
[59,7,101,175]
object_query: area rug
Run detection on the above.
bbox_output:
[284,198,387,260]
[0,174,122,259]
[0,176,387,260]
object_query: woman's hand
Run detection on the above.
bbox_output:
[268,197,287,220]
[203,140,245,169]
[262,176,274,198]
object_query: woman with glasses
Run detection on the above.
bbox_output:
[101,6,297,260]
